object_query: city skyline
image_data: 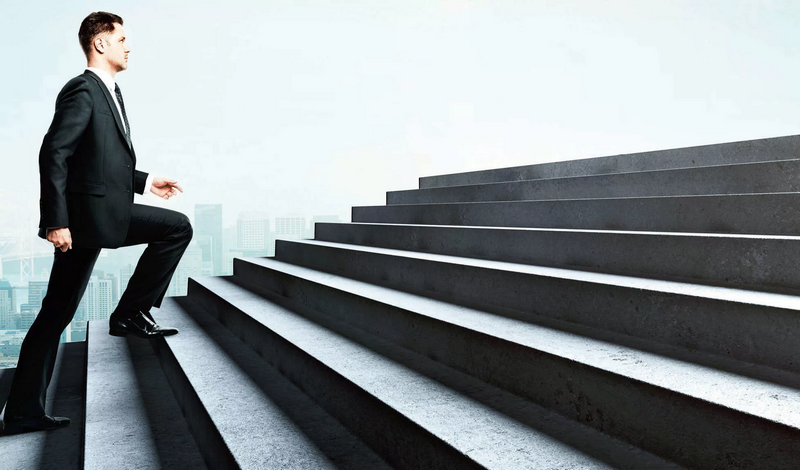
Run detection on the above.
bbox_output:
[0,204,340,368]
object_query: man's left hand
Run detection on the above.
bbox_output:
[151,176,183,200]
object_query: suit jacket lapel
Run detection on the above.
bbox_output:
[83,70,132,155]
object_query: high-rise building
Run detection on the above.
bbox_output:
[120,263,135,294]
[28,281,48,307]
[106,274,119,304]
[167,241,203,297]
[97,277,114,321]
[237,211,271,253]
[195,204,223,276]
[195,234,215,276]
[0,280,13,329]
[275,215,306,240]
[79,275,114,323]
[19,303,40,330]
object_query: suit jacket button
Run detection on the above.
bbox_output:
[125,189,131,193]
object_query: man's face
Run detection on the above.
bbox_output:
[98,23,130,72]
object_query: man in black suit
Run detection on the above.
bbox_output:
[1,11,193,436]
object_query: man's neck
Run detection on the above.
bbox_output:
[86,61,117,78]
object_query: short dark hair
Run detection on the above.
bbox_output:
[78,11,123,58]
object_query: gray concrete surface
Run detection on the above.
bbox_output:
[314,222,800,294]
[354,192,800,235]
[190,275,681,469]
[266,240,800,373]
[83,321,206,470]
[394,158,800,204]
[0,342,85,470]
[232,256,800,469]
[150,297,391,470]
[419,133,800,188]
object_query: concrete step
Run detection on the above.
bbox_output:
[313,222,800,294]
[353,192,800,235]
[149,297,391,470]
[232,256,800,468]
[83,321,206,470]
[394,158,800,204]
[0,342,85,470]
[419,134,800,188]
[188,274,682,469]
[268,239,800,374]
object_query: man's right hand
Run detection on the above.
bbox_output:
[47,227,72,252]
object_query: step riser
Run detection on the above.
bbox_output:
[232,259,800,469]
[354,193,800,235]
[395,159,800,204]
[149,332,240,470]
[185,278,485,470]
[314,223,800,294]
[420,134,800,188]
[272,241,800,373]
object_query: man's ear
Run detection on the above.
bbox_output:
[93,36,106,54]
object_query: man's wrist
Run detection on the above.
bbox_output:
[144,174,154,194]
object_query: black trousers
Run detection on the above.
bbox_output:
[2,203,193,418]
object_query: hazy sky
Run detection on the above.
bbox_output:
[2,0,800,232]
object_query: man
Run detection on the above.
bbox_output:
[1,12,193,436]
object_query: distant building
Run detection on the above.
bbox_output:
[78,276,114,324]
[275,215,306,240]
[167,241,203,297]
[28,280,48,307]
[195,234,215,276]
[120,263,135,294]
[0,280,14,329]
[19,303,40,330]
[107,274,119,304]
[237,211,271,252]
[195,204,223,276]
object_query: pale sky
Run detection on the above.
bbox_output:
[2,0,800,232]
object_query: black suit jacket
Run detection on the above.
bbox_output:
[38,69,149,248]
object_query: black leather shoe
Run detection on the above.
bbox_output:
[109,310,178,339]
[1,414,70,435]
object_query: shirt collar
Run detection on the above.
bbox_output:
[85,66,116,93]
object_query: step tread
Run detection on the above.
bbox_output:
[398,157,800,191]
[185,275,662,469]
[239,255,800,431]
[84,321,206,470]
[283,239,800,310]
[361,191,797,207]
[151,297,387,470]
[328,222,800,241]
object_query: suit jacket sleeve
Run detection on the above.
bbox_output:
[134,169,148,195]
[39,77,93,229]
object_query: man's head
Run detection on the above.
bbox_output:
[79,12,129,74]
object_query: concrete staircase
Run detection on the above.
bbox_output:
[4,134,800,469]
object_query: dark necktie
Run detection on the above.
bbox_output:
[114,83,131,147]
